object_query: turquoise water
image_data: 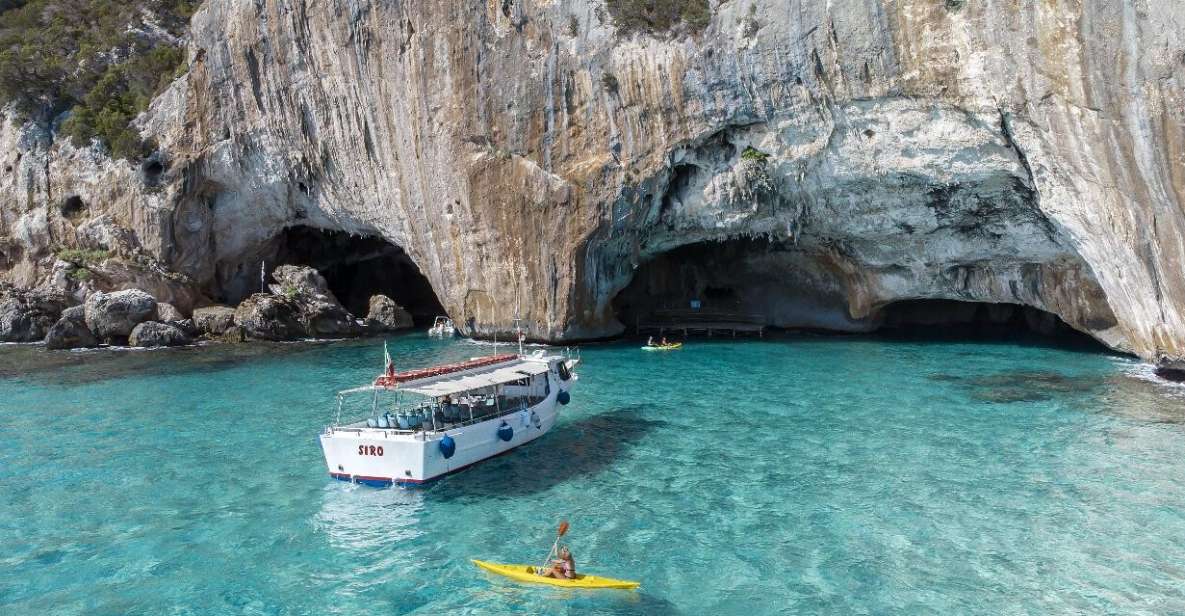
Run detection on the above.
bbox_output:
[3,335,1185,614]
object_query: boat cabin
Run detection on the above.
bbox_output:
[332,357,555,436]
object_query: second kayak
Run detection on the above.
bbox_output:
[472,559,640,589]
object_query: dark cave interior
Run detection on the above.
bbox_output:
[612,238,1101,347]
[271,226,445,323]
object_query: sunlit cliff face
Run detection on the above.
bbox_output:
[2,0,1183,359]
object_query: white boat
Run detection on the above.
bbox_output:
[428,316,455,337]
[319,350,578,486]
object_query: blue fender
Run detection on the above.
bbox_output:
[497,422,514,442]
[557,390,571,405]
[439,435,456,459]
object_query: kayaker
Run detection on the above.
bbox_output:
[647,336,655,347]
[541,545,576,579]
[660,337,669,347]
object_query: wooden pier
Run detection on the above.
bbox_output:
[635,309,766,338]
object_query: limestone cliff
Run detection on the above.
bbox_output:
[2,0,1184,361]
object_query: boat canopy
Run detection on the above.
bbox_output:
[401,362,549,397]
[336,360,549,398]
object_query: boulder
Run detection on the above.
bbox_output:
[262,265,362,338]
[128,321,192,348]
[192,305,237,336]
[365,294,413,331]
[1156,359,1185,383]
[218,325,247,343]
[44,306,99,350]
[0,288,68,342]
[234,293,305,340]
[303,299,364,337]
[173,319,199,337]
[269,265,337,300]
[84,289,158,340]
[157,302,184,323]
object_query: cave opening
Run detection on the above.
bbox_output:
[611,238,1105,349]
[269,226,445,324]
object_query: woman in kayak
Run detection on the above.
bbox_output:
[542,545,576,579]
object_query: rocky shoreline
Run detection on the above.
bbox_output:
[0,265,413,350]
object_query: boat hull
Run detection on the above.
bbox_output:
[472,560,640,589]
[319,364,575,486]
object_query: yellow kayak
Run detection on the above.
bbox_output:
[641,343,682,351]
[471,559,640,589]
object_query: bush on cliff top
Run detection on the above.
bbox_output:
[605,0,712,36]
[0,0,197,160]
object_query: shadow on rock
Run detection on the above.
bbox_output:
[930,370,1103,404]
[431,407,665,500]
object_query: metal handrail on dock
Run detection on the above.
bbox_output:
[635,309,767,338]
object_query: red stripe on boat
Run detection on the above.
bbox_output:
[373,354,517,388]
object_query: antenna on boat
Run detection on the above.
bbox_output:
[513,267,524,356]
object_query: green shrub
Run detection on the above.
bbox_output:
[67,268,93,282]
[741,147,770,163]
[605,0,712,36]
[57,248,110,267]
[0,1,197,159]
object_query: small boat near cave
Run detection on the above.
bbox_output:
[319,348,578,486]
[428,316,456,337]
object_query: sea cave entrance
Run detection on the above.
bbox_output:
[268,226,445,324]
[611,238,1104,349]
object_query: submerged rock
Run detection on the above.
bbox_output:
[85,289,158,341]
[44,305,98,350]
[366,295,413,331]
[128,321,192,347]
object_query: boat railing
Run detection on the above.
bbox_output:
[329,395,546,438]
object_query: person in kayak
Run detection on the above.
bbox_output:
[647,336,655,347]
[541,545,576,579]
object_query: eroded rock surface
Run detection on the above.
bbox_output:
[234,293,305,341]
[2,1,1184,361]
[129,321,192,347]
[84,289,158,341]
[0,288,66,343]
[44,305,98,350]
[366,295,414,332]
[192,305,237,336]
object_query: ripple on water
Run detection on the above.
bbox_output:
[2,335,1185,614]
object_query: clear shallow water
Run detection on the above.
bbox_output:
[2,335,1185,614]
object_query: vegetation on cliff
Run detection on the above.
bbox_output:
[0,0,197,159]
[605,0,711,35]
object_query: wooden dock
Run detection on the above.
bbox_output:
[635,309,766,338]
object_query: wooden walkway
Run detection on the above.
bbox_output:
[635,309,766,338]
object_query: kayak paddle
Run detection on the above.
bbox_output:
[537,520,569,574]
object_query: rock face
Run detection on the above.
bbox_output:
[2,2,1185,361]
[157,302,184,323]
[268,265,362,337]
[366,295,414,331]
[192,305,237,336]
[84,289,158,341]
[233,293,305,341]
[44,305,98,350]
[0,288,66,342]
[129,321,192,347]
